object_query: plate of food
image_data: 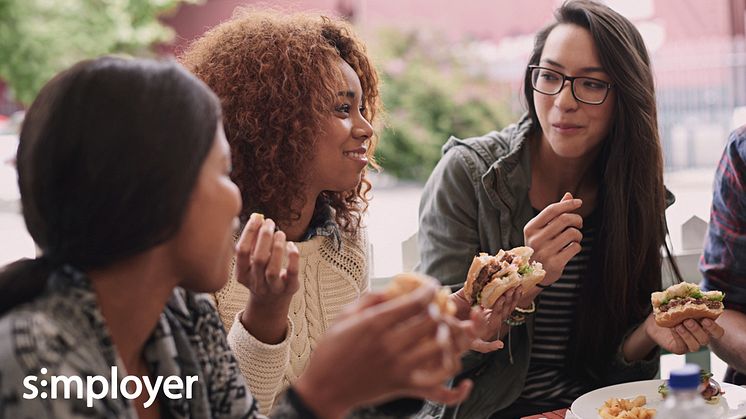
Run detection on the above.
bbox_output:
[570,378,746,418]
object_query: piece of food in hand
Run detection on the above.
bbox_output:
[650,282,724,327]
[657,369,724,404]
[598,396,655,419]
[249,212,265,222]
[384,272,457,316]
[463,246,546,308]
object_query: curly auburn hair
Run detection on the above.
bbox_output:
[181,9,380,234]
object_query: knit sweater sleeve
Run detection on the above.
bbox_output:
[222,233,368,415]
[227,309,295,416]
[214,255,295,416]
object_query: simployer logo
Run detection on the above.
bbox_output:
[23,367,198,408]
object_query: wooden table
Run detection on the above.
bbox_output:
[521,408,568,418]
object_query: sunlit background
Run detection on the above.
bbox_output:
[2,0,743,380]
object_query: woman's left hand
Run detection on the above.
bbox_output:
[645,314,725,354]
[449,287,522,352]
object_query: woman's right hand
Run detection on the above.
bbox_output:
[523,192,583,288]
[293,283,471,419]
[235,214,300,344]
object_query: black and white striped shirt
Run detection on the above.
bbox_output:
[517,224,596,406]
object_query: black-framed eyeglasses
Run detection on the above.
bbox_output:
[528,65,613,105]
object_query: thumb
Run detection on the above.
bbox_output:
[561,192,574,202]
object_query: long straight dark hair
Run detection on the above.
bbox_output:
[0,57,221,316]
[523,0,682,378]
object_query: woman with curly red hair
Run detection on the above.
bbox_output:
[181,9,383,414]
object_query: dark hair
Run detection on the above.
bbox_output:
[523,0,681,378]
[0,56,221,315]
[181,9,380,234]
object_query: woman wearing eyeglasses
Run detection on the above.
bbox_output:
[416,1,720,417]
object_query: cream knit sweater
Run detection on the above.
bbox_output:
[212,229,369,415]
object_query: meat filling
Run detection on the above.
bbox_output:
[658,297,723,312]
[471,262,501,305]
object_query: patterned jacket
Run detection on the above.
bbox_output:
[0,265,306,418]
[700,125,746,313]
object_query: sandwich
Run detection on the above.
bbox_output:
[384,272,457,316]
[464,246,546,308]
[651,282,724,328]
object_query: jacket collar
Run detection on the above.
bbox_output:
[441,114,535,246]
[481,114,534,214]
[441,113,535,213]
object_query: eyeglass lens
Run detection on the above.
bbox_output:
[530,67,608,104]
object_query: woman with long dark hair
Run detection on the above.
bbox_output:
[0,56,478,418]
[417,1,719,417]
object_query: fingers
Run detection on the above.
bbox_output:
[545,227,583,255]
[235,214,266,276]
[387,312,440,353]
[535,213,584,244]
[682,319,711,346]
[414,380,473,406]
[265,231,287,293]
[410,360,458,389]
[466,307,489,340]
[479,288,521,341]
[701,318,725,340]
[466,307,503,352]
[668,328,689,355]
[399,331,453,376]
[343,292,388,317]
[449,289,473,320]
[236,213,264,254]
[235,216,299,299]
[524,196,582,232]
[361,283,437,329]
[252,219,276,272]
[283,241,300,293]
[498,288,522,320]
[555,241,582,265]
[673,323,701,353]
[523,194,584,286]
[442,306,506,355]
[444,316,478,355]
[470,337,504,353]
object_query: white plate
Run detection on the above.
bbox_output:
[570,379,746,418]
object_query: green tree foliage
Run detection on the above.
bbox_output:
[372,29,519,181]
[0,0,199,105]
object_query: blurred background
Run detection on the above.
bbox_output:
[1,0,742,380]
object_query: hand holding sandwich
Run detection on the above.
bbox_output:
[645,282,725,354]
[645,316,725,354]
[450,286,522,351]
[294,282,471,418]
[235,213,301,344]
[386,272,511,354]
[623,282,726,361]
[460,246,546,346]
